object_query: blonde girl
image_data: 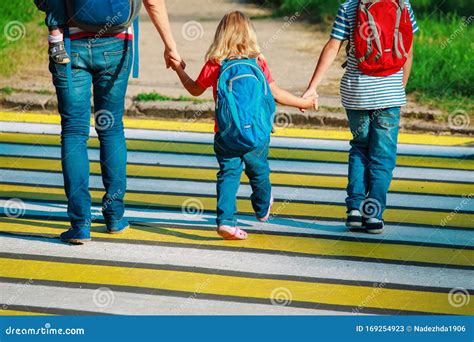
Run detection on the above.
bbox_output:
[170,11,316,240]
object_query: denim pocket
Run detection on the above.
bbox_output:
[48,52,79,78]
[374,108,400,129]
[104,49,130,76]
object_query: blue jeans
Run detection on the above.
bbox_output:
[34,0,68,28]
[49,37,132,230]
[214,135,272,227]
[345,107,401,219]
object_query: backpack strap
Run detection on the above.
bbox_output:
[358,0,376,63]
[393,1,403,59]
[132,16,139,78]
[223,55,249,63]
[63,27,73,92]
[364,8,382,61]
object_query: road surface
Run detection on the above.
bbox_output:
[0,111,473,315]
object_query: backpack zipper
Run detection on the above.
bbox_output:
[228,74,259,92]
[219,62,268,95]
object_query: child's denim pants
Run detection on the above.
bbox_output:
[345,107,401,219]
[214,134,272,227]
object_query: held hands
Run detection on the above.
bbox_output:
[164,47,186,70]
[300,94,319,110]
[300,88,319,112]
[168,56,184,71]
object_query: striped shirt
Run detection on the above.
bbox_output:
[331,0,419,110]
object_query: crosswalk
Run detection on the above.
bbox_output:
[0,111,473,315]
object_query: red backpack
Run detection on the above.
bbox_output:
[353,0,413,77]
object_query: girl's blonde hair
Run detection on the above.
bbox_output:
[205,11,262,64]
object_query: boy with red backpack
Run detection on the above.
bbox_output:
[303,0,419,233]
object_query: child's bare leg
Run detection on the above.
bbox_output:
[48,26,70,64]
[49,27,62,36]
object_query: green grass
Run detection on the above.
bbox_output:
[254,0,474,20]
[0,87,14,95]
[0,0,45,77]
[135,92,207,104]
[0,86,54,96]
[407,15,473,113]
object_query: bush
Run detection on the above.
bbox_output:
[413,0,474,17]
[254,0,474,22]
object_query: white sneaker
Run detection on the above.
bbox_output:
[346,209,363,228]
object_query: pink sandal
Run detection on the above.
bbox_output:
[217,226,248,240]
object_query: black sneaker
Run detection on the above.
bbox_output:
[366,219,384,234]
[346,210,364,228]
[49,41,71,64]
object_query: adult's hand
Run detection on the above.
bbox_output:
[143,0,185,69]
[164,47,186,70]
[300,88,319,112]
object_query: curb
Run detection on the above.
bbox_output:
[1,92,473,135]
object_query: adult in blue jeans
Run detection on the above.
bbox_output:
[303,0,419,233]
[45,0,185,244]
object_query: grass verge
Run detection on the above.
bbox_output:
[407,15,473,115]
[0,1,45,77]
[135,92,207,104]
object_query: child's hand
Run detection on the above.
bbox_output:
[169,57,185,71]
[300,95,319,111]
[300,89,318,112]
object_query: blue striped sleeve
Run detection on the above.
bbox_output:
[330,6,350,40]
[407,2,419,34]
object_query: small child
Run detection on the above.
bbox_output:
[34,0,71,64]
[169,11,316,240]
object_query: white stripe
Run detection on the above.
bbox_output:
[1,122,471,158]
[1,170,472,211]
[3,200,473,245]
[2,237,472,290]
[1,144,472,182]
[0,282,327,315]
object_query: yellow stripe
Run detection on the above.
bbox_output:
[1,156,471,196]
[1,111,472,146]
[1,184,472,228]
[2,132,473,170]
[0,309,50,316]
[1,217,473,268]
[0,256,471,314]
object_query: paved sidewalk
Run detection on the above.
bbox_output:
[0,0,343,102]
[134,0,344,100]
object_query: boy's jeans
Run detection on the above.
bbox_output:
[49,37,132,230]
[34,0,68,28]
[214,135,272,227]
[345,107,401,220]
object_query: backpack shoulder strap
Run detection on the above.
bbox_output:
[132,16,139,78]
[393,0,406,59]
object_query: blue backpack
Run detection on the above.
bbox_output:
[216,58,276,153]
[64,0,141,35]
[64,0,141,79]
